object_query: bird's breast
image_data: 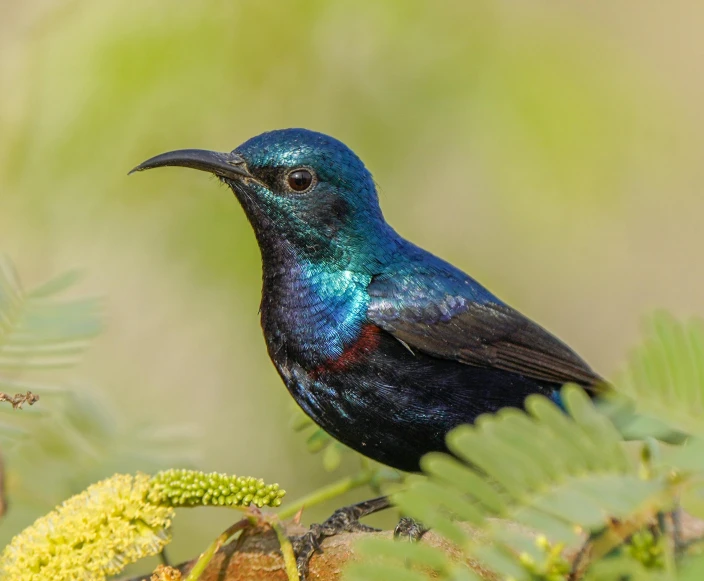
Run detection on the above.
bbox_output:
[309,323,382,377]
[260,259,372,368]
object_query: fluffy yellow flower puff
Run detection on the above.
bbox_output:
[0,473,173,581]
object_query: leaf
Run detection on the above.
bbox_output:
[471,544,530,581]
[614,312,704,439]
[348,537,483,581]
[289,405,362,472]
[420,453,505,514]
[0,256,102,446]
[344,561,429,581]
[306,428,331,453]
[509,506,580,544]
[584,556,663,581]
[390,386,676,580]
[0,256,102,372]
[349,313,704,581]
[323,443,343,472]
[668,437,704,472]
[355,538,450,572]
[394,483,470,547]
[289,406,314,431]
[27,270,84,299]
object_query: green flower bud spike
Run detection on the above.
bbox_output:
[148,469,286,508]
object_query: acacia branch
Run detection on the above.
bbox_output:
[123,514,704,581]
[123,522,493,581]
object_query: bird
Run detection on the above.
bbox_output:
[131,128,602,573]
[132,127,601,471]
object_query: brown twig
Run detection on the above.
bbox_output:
[0,392,40,519]
[0,391,39,409]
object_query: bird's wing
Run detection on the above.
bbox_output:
[367,274,601,387]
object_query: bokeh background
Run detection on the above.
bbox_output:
[1,0,703,570]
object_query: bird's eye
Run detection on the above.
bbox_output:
[286,169,315,192]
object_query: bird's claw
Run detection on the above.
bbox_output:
[291,496,390,579]
[394,517,429,542]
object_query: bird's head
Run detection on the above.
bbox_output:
[131,128,388,266]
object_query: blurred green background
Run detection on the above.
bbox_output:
[1,0,703,569]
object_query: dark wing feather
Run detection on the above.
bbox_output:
[368,283,601,387]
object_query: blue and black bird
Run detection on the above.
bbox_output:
[132,128,601,474]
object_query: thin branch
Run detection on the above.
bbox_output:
[0,390,39,409]
[123,524,476,581]
[278,469,375,520]
[119,512,704,581]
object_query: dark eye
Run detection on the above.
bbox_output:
[286,168,315,192]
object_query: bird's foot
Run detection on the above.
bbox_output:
[291,496,391,580]
[394,517,428,542]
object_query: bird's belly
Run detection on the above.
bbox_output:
[274,331,554,472]
[283,369,451,472]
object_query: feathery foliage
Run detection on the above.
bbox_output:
[0,256,101,444]
[614,311,704,440]
[0,257,101,374]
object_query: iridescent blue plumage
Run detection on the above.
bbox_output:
[133,128,602,472]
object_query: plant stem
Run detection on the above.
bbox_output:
[273,521,299,581]
[183,519,249,581]
[659,514,677,581]
[278,469,375,520]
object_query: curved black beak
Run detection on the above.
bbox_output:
[129,149,252,180]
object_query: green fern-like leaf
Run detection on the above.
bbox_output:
[615,312,704,439]
[347,313,704,581]
[582,555,662,581]
[418,387,666,543]
[0,256,102,445]
[0,257,101,372]
[346,536,482,581]
[352,386,680,581]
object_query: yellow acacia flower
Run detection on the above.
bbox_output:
[0,473,173,581]
[0,469,285,581]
